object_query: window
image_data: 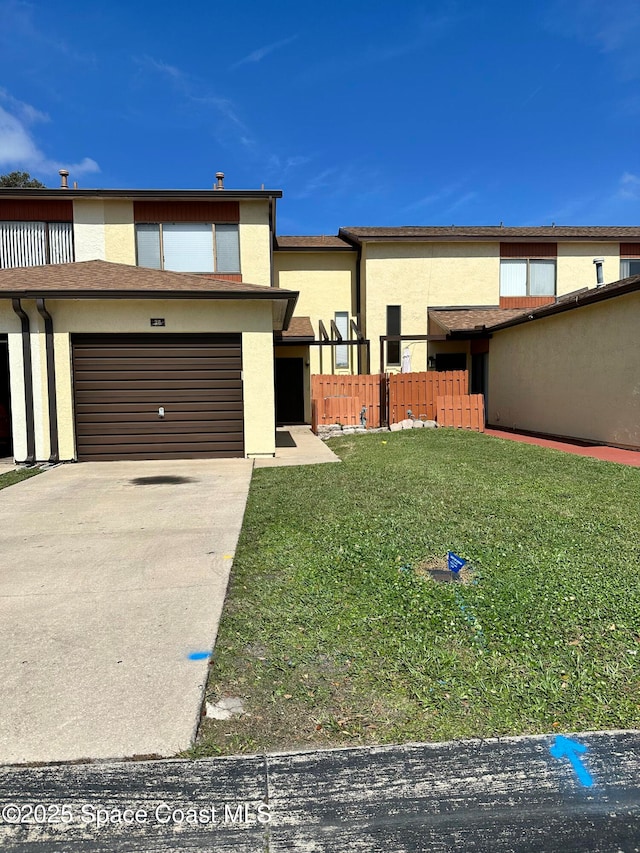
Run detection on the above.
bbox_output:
[386,305,401,366]
[135,223,240,273]
[435,353,467,372]
[335,311,349,368]
[500,258,555,296]
[0,221,74,269]
[621,258,640,277]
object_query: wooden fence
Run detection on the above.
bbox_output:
[388,371,468,423]
[311,374,384,427]
[437,394,485,432]
[310,371,484,431]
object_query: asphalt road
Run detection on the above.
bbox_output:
[0,730,638,851]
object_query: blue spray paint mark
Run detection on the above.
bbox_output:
[550,735,594,787]
[188,651,211,661]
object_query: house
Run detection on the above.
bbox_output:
[1,170,639,460]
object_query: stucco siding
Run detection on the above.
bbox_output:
[556,242,620,295]
[487,291,640,448]
[104,200,136,265]
[364,241,500,372]
[239,201,271,287]
[73,200,106,261]
[275,250,357,374]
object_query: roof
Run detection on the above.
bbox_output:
[0,260,298,330]
[276,235,355,250]
[0,188,282,201]
[485,274,640,333]
[276,316,315,340]
[339,226,640,243]
[429,307,526,333]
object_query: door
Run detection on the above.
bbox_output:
[275,358,305,425]
[72,334,244,461]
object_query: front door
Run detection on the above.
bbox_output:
[275,358,305,425]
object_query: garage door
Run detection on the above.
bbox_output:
[72,334,244,461]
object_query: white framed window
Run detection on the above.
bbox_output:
[335,311,349,368]
[135,222,240,273]
[621,258,640,278]
[500,258,555,296]
[0,221,74,269]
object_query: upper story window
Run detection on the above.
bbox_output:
[499,243,556,297]
[0,221,74,269]
[135,222,240,274]
[620,243,640,278]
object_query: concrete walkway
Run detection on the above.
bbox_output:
[0,730,638,850]
[485,428,640,467]
[254,426,340,468]
[0,459,252,765]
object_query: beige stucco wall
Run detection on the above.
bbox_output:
[556,242,620,295]
[363,241,500,373]
[239,201,271,287]
[275,249,357,374]
[104,200,136,265]
[9,298,277,461]
[73,200,106,261]
[487,291,640,447]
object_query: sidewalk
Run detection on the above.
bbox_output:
[254,426,340,468]
[485,428,640,467]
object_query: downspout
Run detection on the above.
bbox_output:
[268,195,275,287]
[354,241,364,373]
[36,298,59,463]
[11,299,36,465]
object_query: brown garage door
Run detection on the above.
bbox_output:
[72,334,244,461]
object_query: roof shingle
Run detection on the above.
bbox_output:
[340,226,640,242]
[276,235,354,250]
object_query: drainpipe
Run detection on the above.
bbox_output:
[269,195,275,287]
[36,298,59,463]
[11,299,36,465]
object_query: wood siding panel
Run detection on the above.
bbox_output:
[133,201,240,223]
[499,296,556,309]
[500,242,557,258]
[0,200,73,221]
[620,243,640,258]
[72,334,244,461]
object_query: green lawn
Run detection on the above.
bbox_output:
[193,429,640,757]
[0,467,40,491]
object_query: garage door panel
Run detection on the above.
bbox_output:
[76,403,243,422]
[72,334,244,461]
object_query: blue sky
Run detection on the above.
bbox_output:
[1,0,639,234]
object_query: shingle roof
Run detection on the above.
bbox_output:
[0,260,293,296]
[339,226,640,242]
[429,308,526,333]
[276,235,355,250]
[277,316,315,339]
[484,274,640,332]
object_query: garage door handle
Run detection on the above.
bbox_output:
[158,407,165,418]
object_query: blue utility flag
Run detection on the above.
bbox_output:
[447,551,466,573]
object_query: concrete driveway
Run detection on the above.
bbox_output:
[0,459,253,765]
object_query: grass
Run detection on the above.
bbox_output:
[0,467,41,490]
[191,429,640,757]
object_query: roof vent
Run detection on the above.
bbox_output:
[215,172,225,190]
[593,257,604,286]
[58,169,69,189]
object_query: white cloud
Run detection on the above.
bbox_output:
[0,99,99,178]
[618,172,640,199]
[231,35,298,70]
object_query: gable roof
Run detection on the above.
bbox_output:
[339,226,640,243]
[276,235,355,250]
[0,260,298,329]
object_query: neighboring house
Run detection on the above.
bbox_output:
[427,276,640,450]
[0,172,638,459]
